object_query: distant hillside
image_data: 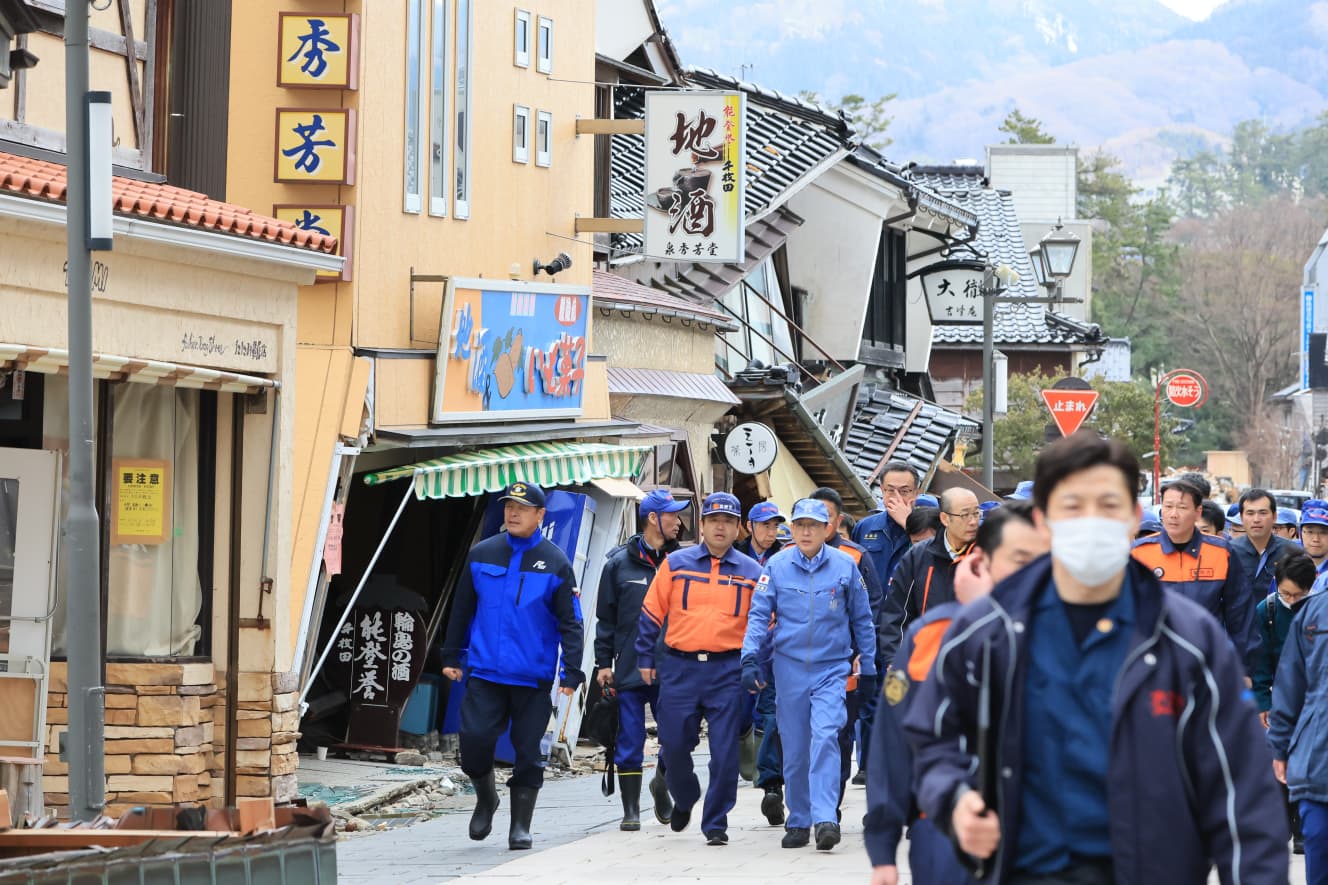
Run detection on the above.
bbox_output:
[655,0,1328,184]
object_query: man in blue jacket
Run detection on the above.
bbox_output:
[1231,488,1296,596]
[594,489,688,830]
[853,461,919,584]
[904,432,1287,884]
[742,498,877,852]
[441,482,585,851]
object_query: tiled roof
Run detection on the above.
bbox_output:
[592,269,738,330]
[642,207,803,306]
[907,164,988,192]
[0,151,337,253]
[843,384,967,490]
[609,69,850,257]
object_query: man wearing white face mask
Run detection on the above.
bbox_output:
[903,431,1287,884]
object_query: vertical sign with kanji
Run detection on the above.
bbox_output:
[342,606,429,746]
[110,458,172,545]
[643,91,745,263]
[274,108,356,184]
[277,13,359,89]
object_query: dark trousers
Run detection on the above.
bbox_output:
[837,687,863,807]
[1302,800,1328,885]
[755,681,782,789]
[857,682,878,769]
[459,677,551,790]
[657,654,745,833]
[615,684,661,772]
[1007,858,1113,885]
[1284,779,1304,841]
[909,817,977,884]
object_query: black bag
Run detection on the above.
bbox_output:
[581,687,619,796]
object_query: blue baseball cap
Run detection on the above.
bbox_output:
[700,492,742,518]
[1006,480,1034,501]
[1138,514,1163,535]
[776,523,792,543]
[748,501,786,524]
[498,481,546,507]
[1226,502,1242,527]
[639,489,690,518]
[1302,500,1328,528]
[1277,506,1301,527]
[979,500,1002,513]
[915,493,939,509]
[790,498,830,524]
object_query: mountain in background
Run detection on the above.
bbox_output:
[655,0,1328,187]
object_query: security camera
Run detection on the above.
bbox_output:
[533,252,573,277]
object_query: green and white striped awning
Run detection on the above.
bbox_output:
[363,441,654,500]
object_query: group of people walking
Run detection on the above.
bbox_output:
[440,432,1328,883]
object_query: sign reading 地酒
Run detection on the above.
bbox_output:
[111,458,172,545]
[644,91,746,264]
[432,278,590,423]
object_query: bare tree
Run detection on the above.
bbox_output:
[1171,196,1326,457]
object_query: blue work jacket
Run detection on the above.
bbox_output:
[903,556,1287,884]
[1269,591,1328,804]
[441,530,584,689]
[1252,591,1311,713]
[742,544,877,677]
[853,511,912,584]
[1230,533,1295,598]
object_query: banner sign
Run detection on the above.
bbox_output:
[433,278,590,423]
[644,90,746,263]
[1305,288,1315,391]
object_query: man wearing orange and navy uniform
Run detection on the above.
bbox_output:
[635,491,762,846]
[1131,478,1258,670]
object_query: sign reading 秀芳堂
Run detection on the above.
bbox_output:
[643,91,746,264]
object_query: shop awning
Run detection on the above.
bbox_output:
[0,344,277,394]
[362,441,653,500]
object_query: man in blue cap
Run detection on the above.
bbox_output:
[1226,501,1245,539]
[1006,480,1035,501]
[442,482,584,850]
[1303,499,1328,594]
[853,462,920,584]
[594,489,689,831]
[1276,506,1302,541]
[635,491,762,846]
[743,497,877,852]
[737,501,786,566]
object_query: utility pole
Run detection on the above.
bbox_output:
[64,0,105,821]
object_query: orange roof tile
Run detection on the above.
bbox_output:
[0,150,338,254]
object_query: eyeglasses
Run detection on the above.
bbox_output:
[882,485,917,497]
[945,510,982,522]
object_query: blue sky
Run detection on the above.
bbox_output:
[1159,0,1227,17]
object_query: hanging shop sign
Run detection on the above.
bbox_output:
[916,259,987,326]
[723,422,778,475]
[273,204,354,281]
[643,90,746,264]
[110,458,171,545]
[277,12,360,89]
[274,108,356,184]
[433,278,590,423]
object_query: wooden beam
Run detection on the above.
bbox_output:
[574,217,644,234]
[118,0,145,151]
[575,118,645,136]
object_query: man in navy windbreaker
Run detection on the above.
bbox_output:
[442,482,585,852]
[904,432,1287,884]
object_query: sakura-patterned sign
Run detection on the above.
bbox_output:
[643,91,746,263]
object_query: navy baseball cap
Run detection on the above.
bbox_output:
[915,493,939,509]
[748,501,786,524]
[1226,502,1242,527]
[1006,480,1034,501]
[790,498,830,524]
[498,481,546,508]
[1302,500,1328,528]
[639,489,689,518]
[700,492,742,518]
[1277,506,1301,527]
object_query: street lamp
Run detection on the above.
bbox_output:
[1036,219,1081,298]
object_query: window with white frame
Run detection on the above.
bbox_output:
[403,0,427,213]
[536,16,552,74]
[513,105,530,164]
[428,0,450,216]
[536,110,552,167]
[454,0,473,218]
[515,9,531,68]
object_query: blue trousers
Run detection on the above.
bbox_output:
[1302,799,1328,885]
[657,655,745,833]
[773,655,849,829]
[910,817,975,884]
[615,684,661,772]
[755,681,782,789]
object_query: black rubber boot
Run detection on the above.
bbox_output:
[468,771,499,841]
[619,774,642,831]
[738,726,757,782]
[508,786,538,850]
[649,772,673,825]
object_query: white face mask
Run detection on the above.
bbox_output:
[1048,516,1133,586]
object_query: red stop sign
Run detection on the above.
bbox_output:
[1165,373,1206,408]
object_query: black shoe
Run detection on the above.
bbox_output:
[815,821,841,851]
[781,827,810,848]
[851,769,867,786]
[619,774,642,832]
[761,786,785,826]
[704,829,728,846]
[468,771,500,841]
[1295,836,1305,855]
[508,786,538,850]
[670,806,691,833]
[650,773,673,825]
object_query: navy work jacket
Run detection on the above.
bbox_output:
[853,511,912,585]
[903,556,1287,884]
[1269,591,1328,804]
[594,534,672,691]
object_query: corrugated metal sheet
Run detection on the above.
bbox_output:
[608,366,740,404]
[843,384,966,490]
